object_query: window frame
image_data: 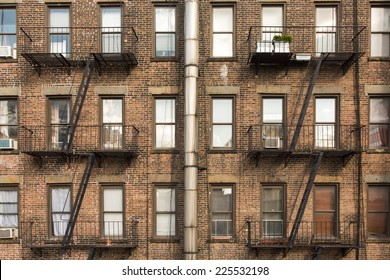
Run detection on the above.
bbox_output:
[0,97,18,148]
[0,184,18,231]
[153,96,177,150]
[210,4,235,59]
[367,184,390,238]
[313,184,339,240]
[369,96,390,149]
[100,5,123,53]
[153,4,177,59]
[210,96,235,150]
[48,184,72,238]
[47,97,71,150]
[0,6,17,59]
[370,5,390,58]
[261,95,286,149]
[47,5,71,57]
[100,96,124,150]
[210,184,235,240]
[153,184,177,239]
[100,184,125,239]
[315,5,339,54]
[261,184,286,238]
[314,95,339,149]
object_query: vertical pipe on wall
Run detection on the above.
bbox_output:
[184,0,199,260]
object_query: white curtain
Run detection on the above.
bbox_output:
[0,190,18,227]
[51,188,70,236]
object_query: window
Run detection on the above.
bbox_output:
[154,6,176,57]
[48,98,69,150]
[262,97,284,149]
[50,186,71,237]
[49,7,70,57]
[315,97,337,149]
[262,186,284,237]
[0,186,18,229]
[102,98,123,150]
[261,5,283,42]
[0,99,17,144]
[369,97,389,148]
[313,185,337,239]
[101,7,122,53]
[211,186,233,238]
[212,6,234,57]
[154,186,176,237]
[212,97,233,149]
[371,7,390,57]
[368,185,390,237]
[102,186,124,238]
[316,6,337,53]
[0,8,16,58]
[154,98,176,149]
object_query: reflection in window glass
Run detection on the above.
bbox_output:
[0,9,17,55]
[0,99,17,141]
[262,98,283,148]
[102,99,123,150]
[49,99,69,150]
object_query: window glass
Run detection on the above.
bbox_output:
[369,97,389,148]
[0,189,18,227]
[211,187,233,237]
[103,188,123,237]
[368,186,389,236]
[370,7,390,57]
[103,99,123,123]
[49,99,69,150]
[155,187,176,237]
[0,99,17,141]
[316,6,337,53]
[212,98,233,148]
[51,187,70,237]
[315,97,336,148]
[0,8,17,53]
[314,185,337,238]
[101,7,121,53]
[262,186,283,237]
[49,8,70,56]
[212,6,233,57]
[155,7,176,57]
[263,99,283,123]
[155,99,176,148]
[261,6,283,41]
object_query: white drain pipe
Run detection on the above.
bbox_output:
[184,0,199,260]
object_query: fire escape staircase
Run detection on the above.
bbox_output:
[61,153,96,248]
[285,152,323,257]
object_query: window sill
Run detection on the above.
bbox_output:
[150,237,180,243]
[366,237,390,243]
[209,237,236,243]
[151,149,180,154]
[150,57,180,63]
[368,57,390,61]
[207,57,238,63]
[366,148,390,154]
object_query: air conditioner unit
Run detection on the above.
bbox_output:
[264,137,282,149]
[0,228,18,239]
[0,139,18,150]
[0,46,12,58]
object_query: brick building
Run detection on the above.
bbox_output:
[0,0,389,260]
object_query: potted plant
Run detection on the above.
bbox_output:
[272,34,292,53]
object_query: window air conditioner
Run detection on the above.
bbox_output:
[0,46,12,58]
[0,228,18,239]
[0,139,18,150]
[264,137,281,149]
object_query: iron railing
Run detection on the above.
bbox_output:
[247,124,366,153]
[21,220,139,247]
[246,220,363,247]
[20,26,138,59]
[248,25,367,56]
[20,125,139,154]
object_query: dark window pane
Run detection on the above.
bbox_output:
[368,213,388,235]
[368,187,389,211]
[211,187,232,212]
[315,186,335,211]
[263,188,283,212]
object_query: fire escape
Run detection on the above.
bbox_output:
[19,27,139,259]
[246,25,366,259]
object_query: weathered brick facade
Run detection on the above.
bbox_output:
[0,0,389,260]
